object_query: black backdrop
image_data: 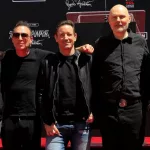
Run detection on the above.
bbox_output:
[0,0,150,136]
[0,0,149,51]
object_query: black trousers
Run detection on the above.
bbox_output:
[98,101,142,150]
[1,116,42,150]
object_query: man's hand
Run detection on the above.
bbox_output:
[76,44,94,54]
[44,123,60,136]
[86,113,94,123]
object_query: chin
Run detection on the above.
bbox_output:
[17,47,26,50]
[115,29,125,33]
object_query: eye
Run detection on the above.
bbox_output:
[67,33,72,36]
[120,15,125,19]
[59,33,65,37]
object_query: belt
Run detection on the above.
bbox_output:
[10,116,36,121]
[119,99,140,108]
[56,115,85,124]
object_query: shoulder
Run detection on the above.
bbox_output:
[131,32,148,47]
[2,49,15,60]
[79,52,92,63]
[95,34,111,43]
[42,52,57,64]
[94,35,112,50]
[132,32,145,40]
[30,48,54,60]
[4,49,15,55]
[80,52,92,58]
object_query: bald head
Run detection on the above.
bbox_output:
[109,4,129,16]
[108,4,131,39]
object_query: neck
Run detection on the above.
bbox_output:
[16,48,30,57]
[114,31,128,40]
[59,47,75,56]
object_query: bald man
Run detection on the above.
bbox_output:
[91,4,150,150]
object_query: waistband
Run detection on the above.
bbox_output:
[119,99,141,107]
[107,98,141,107]
[9,115,37,120]
[56,115,86,124]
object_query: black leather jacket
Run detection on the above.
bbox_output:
[37,51,92,125]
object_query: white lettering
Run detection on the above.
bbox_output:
[32,30,50,38]
[31,40,43,46]
[65,0,94,10]
[126,5,134,8]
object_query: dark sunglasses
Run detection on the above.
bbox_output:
[12,33,29,38]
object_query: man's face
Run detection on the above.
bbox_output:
[108,5,131,35]
[12,26,33,50]
[55,25,77,52]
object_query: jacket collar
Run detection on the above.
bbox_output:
[56,50,80,63]
[110,28,133,42]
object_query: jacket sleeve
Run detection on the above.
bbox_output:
[36,58,55,125]
[90,39,103,118]
[141,39,150,107]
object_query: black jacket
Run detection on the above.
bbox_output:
[37,51,92,125]
[92,29,150,108]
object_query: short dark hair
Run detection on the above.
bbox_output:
[55,20,75,34]
[13,20,32,35]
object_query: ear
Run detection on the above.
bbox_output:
[30,36,33,41]
[54,34,58,42]
[128,14,131,23]
[108,15,111,27]
[29,36,33,45]
[74,33,77,42]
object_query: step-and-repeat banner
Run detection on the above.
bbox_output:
[0,0,149,52]
[0,0,150,135]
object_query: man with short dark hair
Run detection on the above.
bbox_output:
[37,20,93,150]
[1,20,51,150]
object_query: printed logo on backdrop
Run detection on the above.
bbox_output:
[137,32,148,40]
[12,0,46,2]
[9,22,50,47]
[125,0,135,9]
[65,0,95,10]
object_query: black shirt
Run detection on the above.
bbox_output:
[58,53,77,118]
[1,48,50,117]
[92,29,150,102]
[57,52,86,122]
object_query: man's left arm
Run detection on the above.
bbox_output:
[141,39,150,110]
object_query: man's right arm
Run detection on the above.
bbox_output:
[36,56,56,126]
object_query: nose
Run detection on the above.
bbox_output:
[116,17,121,22]
[64,34,69,40]
[18,35,23,40]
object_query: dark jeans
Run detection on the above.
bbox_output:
[1,116,42,150]
[99,101,142,150]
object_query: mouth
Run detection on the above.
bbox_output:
[115,24,123,27]
[64,42,71,45]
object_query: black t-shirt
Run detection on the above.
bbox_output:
[58,53,77,115]
[1,48,50,117]
[58,52,87,122]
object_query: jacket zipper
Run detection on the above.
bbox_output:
[75,54,90,115]
[51,62,61,123]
